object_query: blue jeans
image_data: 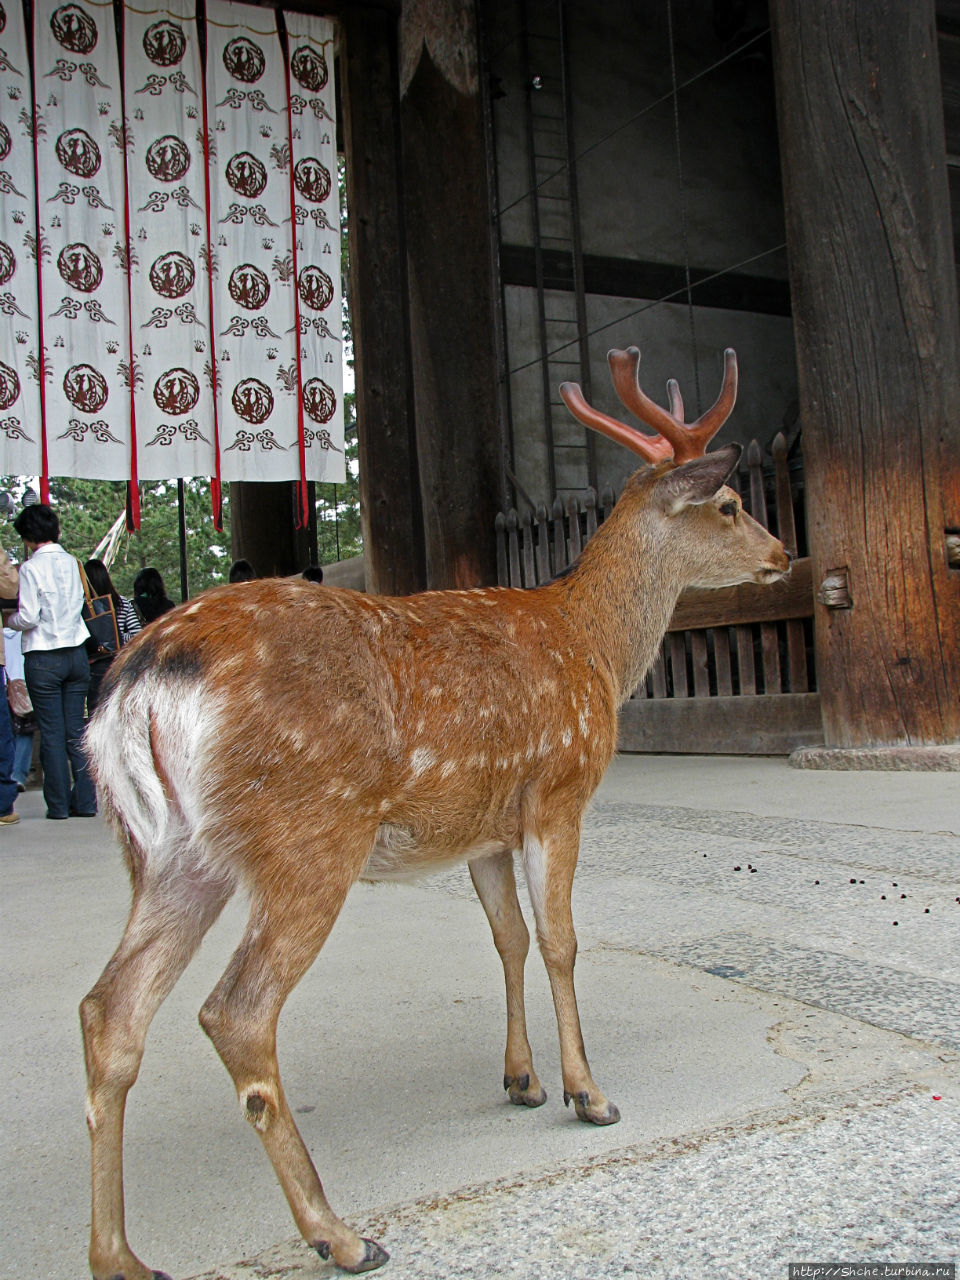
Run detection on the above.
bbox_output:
[24,645,96,818]
[12,730,33,786]
[0,669,17,816]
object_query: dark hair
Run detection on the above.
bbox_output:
[133,567,175,623]
[84,558,121,611]
[229,558,257,583]
[301,564,324,584]
[13,503,60,544]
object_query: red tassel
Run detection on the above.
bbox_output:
[211,478,223,532]
[294,477,310,530]
[126,481,140,532]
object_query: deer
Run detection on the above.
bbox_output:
[80,346,790,1279]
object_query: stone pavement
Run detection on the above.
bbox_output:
[2,755,958,1280]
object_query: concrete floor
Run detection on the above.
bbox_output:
[2,755,958,1279]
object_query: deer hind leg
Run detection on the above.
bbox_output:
[81,866,234,1280]
[522,812,620,1127]
[198,867,388,1275]
[468,849,546,1108]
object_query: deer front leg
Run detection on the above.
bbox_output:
[468,850,546,1108]
[522,818,620,1126]
[199,881,388,1275]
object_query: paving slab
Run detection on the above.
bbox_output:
[2,755,958,1280]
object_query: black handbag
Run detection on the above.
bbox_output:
[77,561,120,659]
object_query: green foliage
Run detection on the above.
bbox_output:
[314,387,360,563]
[0,475,232,600]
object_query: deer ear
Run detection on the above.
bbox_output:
[657,443,742,513]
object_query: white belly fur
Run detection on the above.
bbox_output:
[360,824,504,882]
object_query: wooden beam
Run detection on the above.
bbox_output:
[618,693,824,756]
[769,0,960,748]
[340,6,426,595]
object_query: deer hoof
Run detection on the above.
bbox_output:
[564,1090,621,1126]
[504,1073,547,1108]
[315,1238,390,1273]
[344,1239,390,1273]
[105,1273,172,1280]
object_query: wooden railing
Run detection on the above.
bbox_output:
[495,434,824,754]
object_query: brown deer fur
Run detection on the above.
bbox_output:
[80,442,790,1279]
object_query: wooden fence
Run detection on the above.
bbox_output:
[495,434,824,754]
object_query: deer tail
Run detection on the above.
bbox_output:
[85,664,222,886]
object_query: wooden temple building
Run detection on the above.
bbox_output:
[236,0,960,763]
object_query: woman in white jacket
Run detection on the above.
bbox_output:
[7,503,96,820]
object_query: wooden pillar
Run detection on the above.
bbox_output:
[340,5,426,596]
[399,0,501,588]
[770,0,960,757]
[230,481,310,577]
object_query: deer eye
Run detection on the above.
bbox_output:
[719,500,739,518]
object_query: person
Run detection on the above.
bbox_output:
[0,550,21,825]
[133,567,175,624]
[7,503,96,819]
[229,558,257,583]
[3,625,35,792]
[83,558,143,714]
[84,558,143,644]
[301,564,324,583]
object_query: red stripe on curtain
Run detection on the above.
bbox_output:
[280,19,310,531]
[119,1,140,531]
[200,42,223,532]
[28,18,49,505]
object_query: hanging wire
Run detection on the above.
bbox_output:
[665,0,701,414]
[506,242,787,378]
[497,26,770,220]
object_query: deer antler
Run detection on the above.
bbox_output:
[560,346,738,465]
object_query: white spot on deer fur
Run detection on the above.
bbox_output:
[410,747,436,775]
[561,728,573,748]
[440,760,457,779]
[428,686,443,700]
[579,710,590,737]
